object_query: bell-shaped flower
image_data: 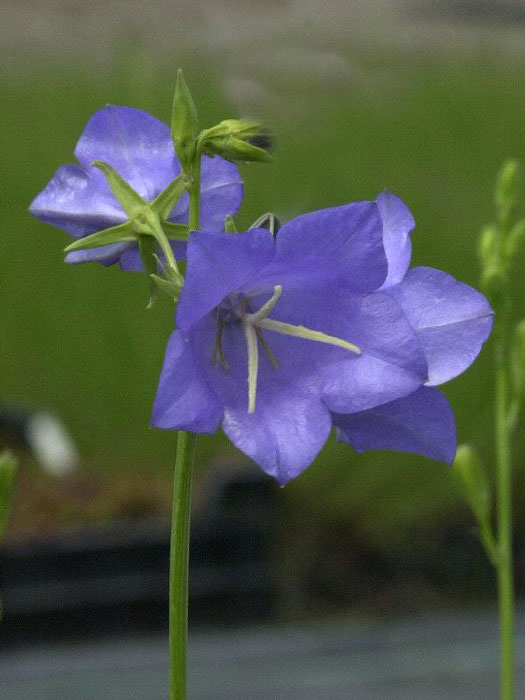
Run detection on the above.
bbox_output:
[151,196,493,484]
[29,106,243,269]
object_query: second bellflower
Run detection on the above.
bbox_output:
[29,106,243,268]
[152,194,493,484]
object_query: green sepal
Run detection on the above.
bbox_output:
[453,444,492,524]
[171,69,199,173]
[150,273,182,302]
[64,220,137,253]
[92,161,146,217]
[0,450,17,540]
[162,222,190,241]
[204,135,272,162]
[151,174,188,220]
[224,215,237,233]
[138,234,160,308]
[203,119,266,141]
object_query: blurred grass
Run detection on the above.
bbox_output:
[2,53,525,551]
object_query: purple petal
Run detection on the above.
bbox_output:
[376,191,415,289]
[310,287,428,412]
[334,386,456,463]
[388,267,494,385]
[189,313,332,483]
[29,164,125,237]
[199,156,244,228]
[222,388,332,485]
[267,201,387,293]
[176,228,276,330]
[74,106,178,201]
[66,242,134,266]
[151,330,223,433]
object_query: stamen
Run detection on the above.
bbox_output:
[243,320,259,414]
[212,316,229,371]
[255,327,279,369]
[257,318,361,355]
[249,285,282,323]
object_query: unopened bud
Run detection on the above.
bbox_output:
[171,69,199,173]
[453,444,491,525]
[201,119,272,163]
[505,218,525,261]
[495,159,520,227]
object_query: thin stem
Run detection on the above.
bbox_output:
[169,431,197,700]
[188,154,201,231]
[495,326,515,700]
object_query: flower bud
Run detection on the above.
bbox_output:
[452,444,491,525]
[505,218,525,261]
[495,159,520,227]
[0,450,17,539]
[201,119,272,163]
[171,69,199,173]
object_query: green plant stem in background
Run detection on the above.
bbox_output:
[169,431,197,700]
[495,324,514,700]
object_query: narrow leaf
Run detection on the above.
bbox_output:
[151,175,187,220]
[92,160,146,217]
[64,220,137,252]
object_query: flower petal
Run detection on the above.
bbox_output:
[151,330,223,433]
[267,285,428,413]
[268,201,387,293]
[333,386,456,463]
[29,164,125,237]
[66,242,134,266]
[376,191,415,289]
[388,267,494,385]
[74,106,178,202]
[222,388,332,485]
[176,228,276,330]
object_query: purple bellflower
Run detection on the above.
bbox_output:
[152,193,493,484]
[29,106,243,268]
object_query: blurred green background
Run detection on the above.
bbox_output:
[2,0,525,609]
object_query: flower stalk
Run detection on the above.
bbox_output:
[456,159,525,700]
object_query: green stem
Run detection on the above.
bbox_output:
[495,327,515,700]
[169,431,197,700]
[188,154,201,230]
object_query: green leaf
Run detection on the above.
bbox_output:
[64,220,137,252]
[151,174,188,220]
[171,69,199,172]
[92,160,146,217]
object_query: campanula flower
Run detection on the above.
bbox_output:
[29,106,243,268]
[152,194,493,484]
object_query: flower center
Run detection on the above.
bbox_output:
[213,285,361,414]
